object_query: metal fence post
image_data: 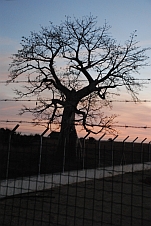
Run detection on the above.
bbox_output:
[132,137,138,164]
[120,136,129,165]
[148,141,151,162]
[141,138,147,163]
[38,128,49,175]
[63,137,66,173]
[111,135,118,167]
[98,133,106,168]
[132,137,138,149]
[6,124,19,180]
[82,132,90,170]
[38,136,43,175]
[82,138,85,170]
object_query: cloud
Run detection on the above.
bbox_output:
[0,37,20,53]
[0,36,20,78]
[139,39,151,48]
[109,101,151,140]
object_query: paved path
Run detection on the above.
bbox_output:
[0,170,151,226]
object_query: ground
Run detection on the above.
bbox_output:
[0,169,151,226]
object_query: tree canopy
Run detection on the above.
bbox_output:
[8,15,150,157]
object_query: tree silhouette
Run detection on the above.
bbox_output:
[8,15,150,161]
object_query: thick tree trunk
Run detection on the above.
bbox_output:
[56,104,77,163]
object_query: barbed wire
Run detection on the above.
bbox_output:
[0,78,151,84]
[0,99,150,102]
[0,120,150,129]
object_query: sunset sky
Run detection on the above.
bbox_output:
[0,0,151,142]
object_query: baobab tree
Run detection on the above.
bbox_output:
[8,15,150,161]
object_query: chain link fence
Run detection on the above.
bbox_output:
[0,128,151,225]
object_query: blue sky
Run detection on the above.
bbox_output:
[1,0,151,43]
[0,0,151,140]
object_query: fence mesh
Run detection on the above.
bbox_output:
[0,130,151,225]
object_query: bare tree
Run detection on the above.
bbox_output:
[8,15,150,161]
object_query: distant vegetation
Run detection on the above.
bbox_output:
[0,127,150,181]
[0,128,40,147]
